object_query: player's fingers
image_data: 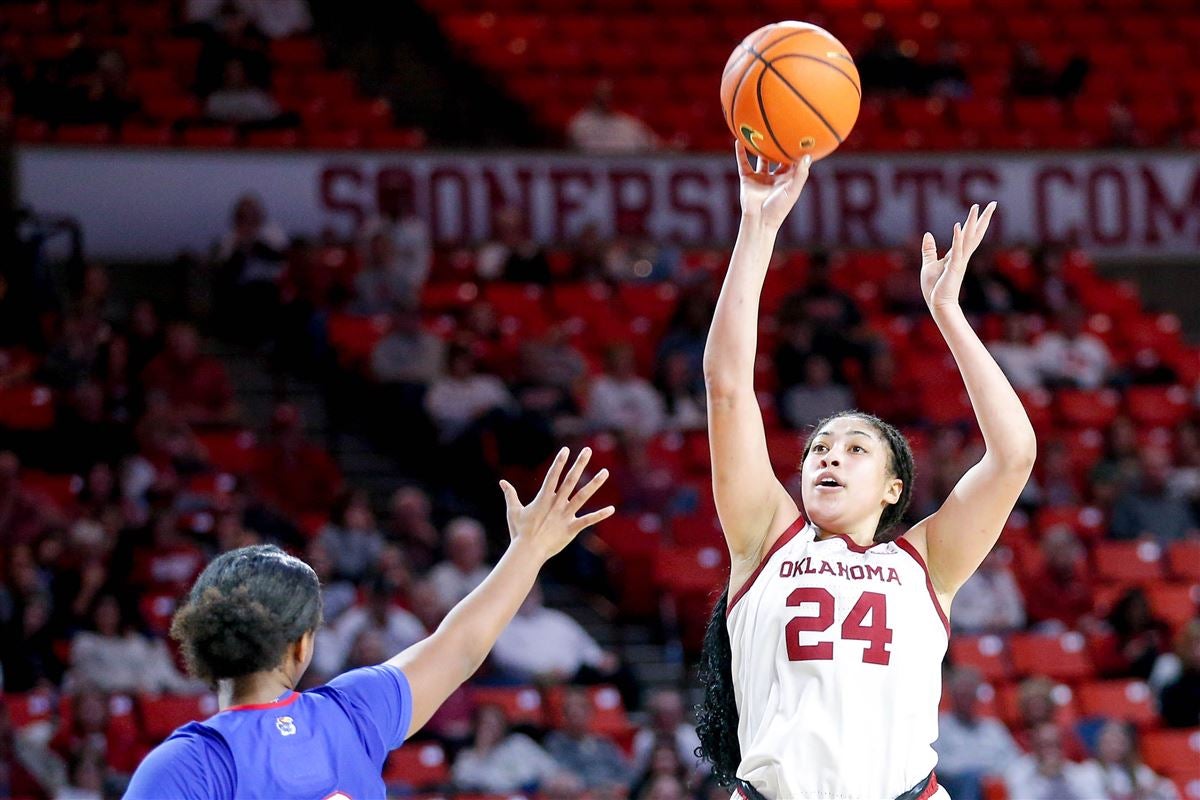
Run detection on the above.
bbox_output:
[567,468,610,514]
[570,505,616,534]
[498,479,522,511]
[973,201,997,245]
[535,447,569,504]
[950,222,964,265]
[735,141,754,176]
[921,232,938,263]
[555,447,592,505]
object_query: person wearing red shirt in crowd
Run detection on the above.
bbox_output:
[140,323,238,426]
[250,403,342,520]
[1091,587,1170,680]
[130,512,206,597]
[49,687,147,778]
[1022,526,1095,630]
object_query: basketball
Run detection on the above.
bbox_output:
[720,21,862,164]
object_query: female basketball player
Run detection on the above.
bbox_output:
[695,144,1036,800]
[125,447,612,799]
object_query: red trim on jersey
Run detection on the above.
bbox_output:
[813,530,878,553]
[223,691,299,712]
[894,538,950,635]
[727,515,807,617]
[916,772,939,800]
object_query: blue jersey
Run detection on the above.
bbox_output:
[124,664,413,800]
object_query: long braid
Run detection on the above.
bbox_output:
[694,411,915,786]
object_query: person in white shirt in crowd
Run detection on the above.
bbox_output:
[631,689,705,776]
[350,231,422,315]
[68,595,203,695]
[934,666,1022,800]
[304,538,356,624]
[950,546,1026,634]
[491,583,621,683]
[427,516,492,610]
[186,0,310,37]
[369,301,445,387]
[780,353,855,431]
[543,687,632,792]
[568,80,660,154]
[310,575,424,681]
[1088,720,1179,800]
[987,314,1043,390]
[316,489,385,582]
[1033,302,1112,389]
[1005,722,1107,800]
[358,194,431,304]
[424,345,514,443]
[204,59,281,124]
[587,344,665,439]
[451,704,562,793]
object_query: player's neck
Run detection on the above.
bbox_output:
[219,671,295,710]
[812,523,876,549]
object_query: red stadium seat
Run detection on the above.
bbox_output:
[1092,540,1165,583]
[245,129,301,148]
[382,743,450,789]
[197,430,260,475]
[949,635,1013,683]
[1010,631,1095,681]
[55,123,113,144]
[469,686,545,727]
[1055,389,1121,428]
[1168,541,1200,581]
[1146,583,1199,631]
[365,128,427,149]
[1125,385,1191,427]
[1077,680,1158,726]
[270,37,325,69]
[0,385,56,430]
[139,694,218,741]
[654,546,728,597]
[544,685,633,738]
[3,690,56,729]
[119,123,175,146]
[1142,729,1200,777]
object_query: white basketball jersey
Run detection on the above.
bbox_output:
[727,517,950,800]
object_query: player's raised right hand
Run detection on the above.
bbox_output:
[736,141,811,231]
[499,447,614,563]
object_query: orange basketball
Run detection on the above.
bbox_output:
[720,21,861,164]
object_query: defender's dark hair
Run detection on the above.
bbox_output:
[695,410,915,786]
[170,544,322,685]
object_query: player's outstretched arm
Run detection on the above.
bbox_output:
[387,447,613,738]
[705,144,808,574]
[908,203,1037,600]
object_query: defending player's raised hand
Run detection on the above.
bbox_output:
[736,141,812,230]
[920,201,997,311]
[498,447,614,562]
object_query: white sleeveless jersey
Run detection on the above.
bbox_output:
[727,517,950,800]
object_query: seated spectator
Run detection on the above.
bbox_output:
[600,237,679,283]
[1091,587,1170,679]
[630,737,693,800]
[383,486,441,575]
[214,194,289,346]
[238,0,313,39]
[781,354,854,431]
[62,50,139,128]
[587,344,665,438]
[141,322,237,426]
[0,702,46,799]
[544,687,632,791]
[350,231,423,316]
[126,300,165,378]
[304,539,355,624]
[0,451,52,546]
[491,584,631,701]
[1022,527,1095,631]
[924,41,970,98]
[451,705,560,793]
[987,314,1042,390]
[427,517,491,610]
[1005,722,1106,800]
[856,28,921,95]
[57,751,107,800]
[1010,43,1056,97]
[369,301,445,387]
[424,345,514,443]
[935,666,1021,800]
[311,575,423,680]
[1111,446,1198,542]
[657,292,712,392]
[1013,677,1089,762]
[960,255,1033,316]
[204,59,283,125]
[360,191,431,290]
[656,352,706,432]
[632,689,704,775]
[2,589,63,691]
[195,5,271,96]
[517,323,588,394]
[1033,303,1111,389]
[316,489,385,582]
[567,80,659,153]
[250,403,343,519]
[130,511,206,596]
[853,349,920,426]
[1088,720,1179,800]
[49,687,143,778]
[477,206,551,283]
[1024,440,1083,508]
[950,547,1026,634]
[68,595,201,695]
[42,311,108,391]
[1159,619,1200,728]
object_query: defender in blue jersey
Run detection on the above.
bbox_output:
[125,447,613,800]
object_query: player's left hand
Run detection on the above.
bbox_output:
[920,202,997,312]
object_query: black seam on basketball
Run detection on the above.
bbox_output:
[770,53,861,97]
[743,43,844,144]
[755,62,794,162]
[727,37,767,142]
[725,25,783,78]
[721,48,751,80]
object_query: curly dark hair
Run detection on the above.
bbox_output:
[169,544,322,686]
[694,410,916,786]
